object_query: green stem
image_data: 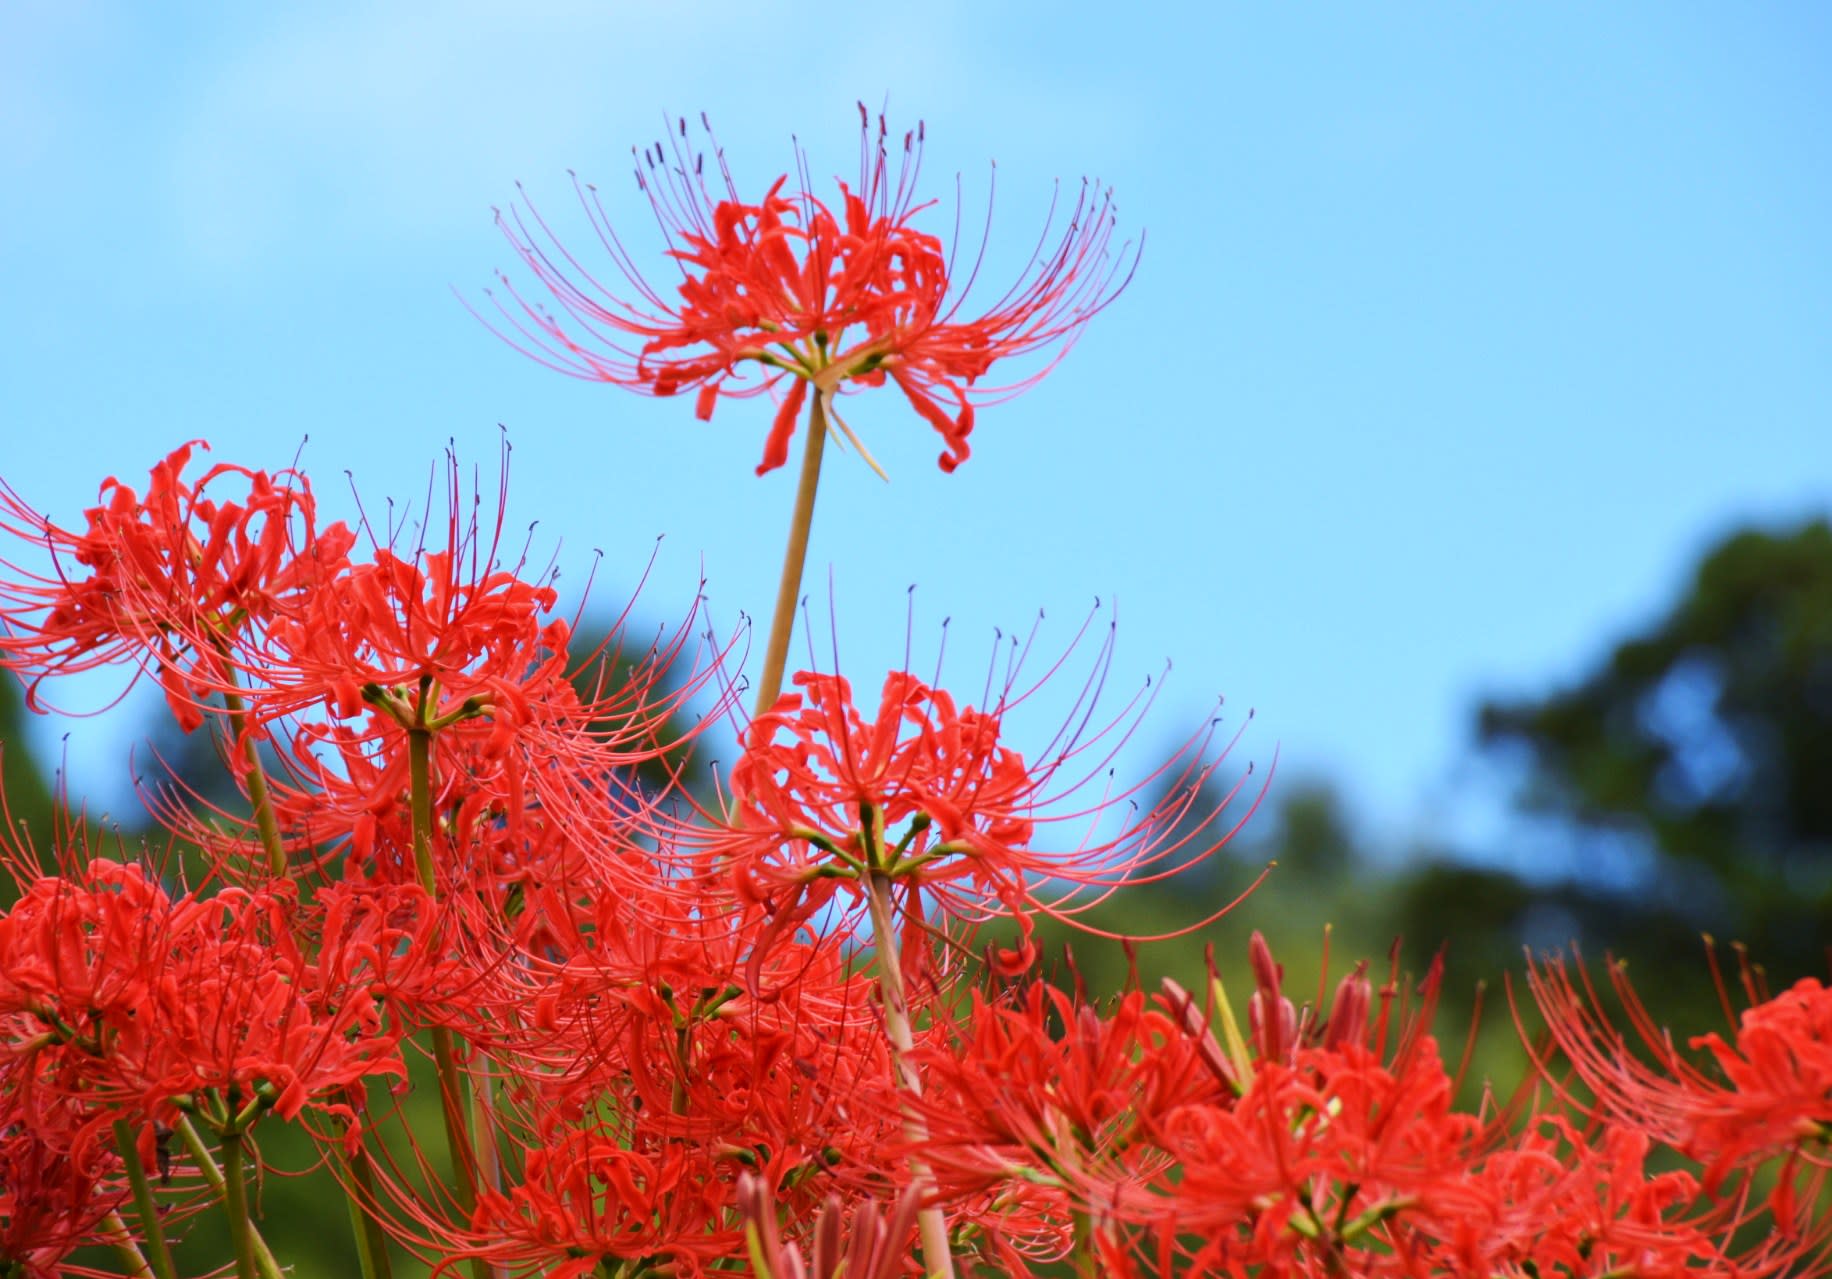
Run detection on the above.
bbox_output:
[1071,1206,1102,1278]
[753,393,829,717]
[428,1023,480,1207]
[221,1133,258,1279]
[408,724,439,897]
[408,721,490,1279]
[863,872,956,1279]
[173,1115,286,1279]
[218,666,288,879]
[340,1135,394,1279]
[113,1121,175,1279]
[671,1024,692,1117]
[98,1210,155,1279]
[471,1064,504,1197]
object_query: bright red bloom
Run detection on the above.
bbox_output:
[165,448,726,890]
[0,441,353,729]
[482,106,1136,475]
[0,860,404,1135]
[1417,1114,1829,1279]
[913,984,1225,1203]
[0,1124,125,1279]
[1688,976,1832,1161]
[445,1125,742,1279]
[710,652,1262,979]
[1526,953,1832,1215]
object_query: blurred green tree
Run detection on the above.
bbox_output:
[0,674,57,878]
[1452,518,1832,983]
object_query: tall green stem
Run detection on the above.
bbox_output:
[98,1211,155,1279]
[173,1115,285,1279]
[220,1133,258,1279]
[224,652,395,1279]
[341,1135,394,1279]
[1071,1207,1098,1278]
[408,722,491,1279]
[863,873,956,1278]
[753,395,828,717]
[113,1121,175,1279]
[219,676,288,879]
[408,723,440,896]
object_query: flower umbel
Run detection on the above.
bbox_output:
[481,106,1136,476]
[709,609,1264,979]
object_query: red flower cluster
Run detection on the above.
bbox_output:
[709,655,1262,980]
[0,441,350,731]
[0,859,404,1131]
[482,107,1136,475]
[2,181,1828,1279]
[1528,951,1832,1225]
[910,935,1831,1277]
[0,444,1260,1278]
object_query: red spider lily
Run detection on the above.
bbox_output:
[1412,1118,1798,1279]
[703,614,1265,980]
[1136,941,1490,1270]
[0,441,354,730]
[482,106,1136,475]
[901,983,1226,1271]
[1145,1038,1486,1259]
[132,449,729,893]
[0,860,182,1054]
[910,984,1226,1209]
[1525,952,1832,1217]
[0,1124,127,1279]
[341,839,916,1266]
[431,1119,745,1279]
[475,870,912,1194]
[1075,939,1483,1275]
[0,860,404,1137]
[241,446,576,737]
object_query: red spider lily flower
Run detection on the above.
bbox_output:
[911,984,1226,1209]
[902,982,1229,1271]
[1145,1035,1486,1258]
[1081,938,1555,1276]
[1417,1116,1825,1279]
[704,616,1265,980]
[481,106,1137,475]
[171,450,729,891]
[0,441,354,730]
[246,446,574,737]
[433,1122,743,1279]
[0,860,404,1137]
[0,860,181,1054]
[167,891,404,1129]
[0,1125,126,1279]
[1525,952,1832,1213]
[307,878,482,1043]
[470,868,915,1205]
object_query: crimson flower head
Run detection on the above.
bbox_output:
[482,105,1136,476]
[0,441,353,729]
[706,615,1264,976]
[1527,951,1832,1216]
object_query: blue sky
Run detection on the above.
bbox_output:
[4,3,1829,857]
